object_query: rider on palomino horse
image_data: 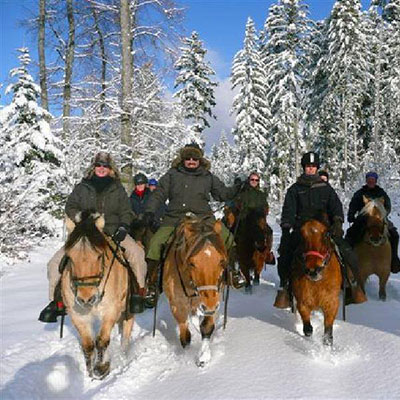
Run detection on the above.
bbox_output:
[143,142,245,308]
[274,151,367,309]
[346,171,400,273]
[39,152,147,322]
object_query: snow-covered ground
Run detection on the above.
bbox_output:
[1,217,400,400]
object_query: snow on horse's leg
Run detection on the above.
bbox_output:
[196,339,211,368]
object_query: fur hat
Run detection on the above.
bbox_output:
[180,143,204,160]
[86,152,120,180]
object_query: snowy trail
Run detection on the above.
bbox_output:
[1,234,400,399]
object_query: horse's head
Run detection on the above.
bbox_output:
[179,217,228,316]
[64,211,108,309]
[246,209,269,251]
[360,196,388,246]
[223,206,238,231]
[300,219,331,282]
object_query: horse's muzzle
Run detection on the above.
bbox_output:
[305,267,323,282]
[199,302,220,316]
[75,293,101,309]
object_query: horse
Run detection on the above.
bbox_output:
[291,216,342,346]
[162,215,228,367]
[234,208,274,291]
[354,196,391,300]
[61,211,134,379]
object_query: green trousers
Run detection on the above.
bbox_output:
[146,223,235,261]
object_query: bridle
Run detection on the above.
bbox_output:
[301,234,332,278]
[364,218,388,247]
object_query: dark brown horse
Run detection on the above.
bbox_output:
[292,217,342,346]
[233,208,274,291]
[163,215,228,367]
[62,212,134,379]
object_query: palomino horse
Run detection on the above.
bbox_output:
[62,212,134,379]
[163,215,228,367]
[354,196,391,300]
[292,217,342,346]
[230,207,273,291]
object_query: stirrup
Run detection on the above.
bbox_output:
[230,269,246,289]
[144,286,157,309]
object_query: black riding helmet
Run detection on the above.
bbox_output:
[301,152,320,169]
[134,172,148,185]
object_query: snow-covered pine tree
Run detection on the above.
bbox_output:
[312,0,369,187]
[230,17,270,178]
[262,0,313,201]
[174,31,218,146]
[0,48,64,258]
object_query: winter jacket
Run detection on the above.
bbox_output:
[348,184,391,223]
[236,186,269,216]
[146,158,239,226]
[130,188,151,217]
[65,178,133,236]
[281,173,344,230]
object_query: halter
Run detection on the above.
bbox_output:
[302,239,332,278]
[364,219,388,247]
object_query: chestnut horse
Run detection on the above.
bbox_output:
[226,207,273,291]
[354,196,391,300]
[163,215,228,367]
[292,217,342,346]
[62,212,134,379]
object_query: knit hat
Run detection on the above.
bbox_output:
[148,178,158,186]
[134,172,148,185]
[366,171,378,181]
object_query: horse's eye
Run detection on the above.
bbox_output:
[97,255,102,261]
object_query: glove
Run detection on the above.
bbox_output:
[348,214,355,224]
[113,226,128,243]
[143,212,155,228]
[331,217,344,238]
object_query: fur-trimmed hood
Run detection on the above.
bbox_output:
[84,152,121,181]
[171,154,211,170]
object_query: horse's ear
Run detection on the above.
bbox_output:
[214,220,222,235]
[94,214,105,231]
[65,216,75,234]
[362,195,370,204]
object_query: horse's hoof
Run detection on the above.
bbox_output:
[196,339,211,367]
[244,285,253,294]
[323,335,333,347]
[379,292,387,301]
[93,362,110,380]
[180,332,191,348]
[303,323,313,337]
[253,277,260,286]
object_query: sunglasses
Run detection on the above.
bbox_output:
[250,178,260,182]
[95,162,111,168]
[184,157,199,161]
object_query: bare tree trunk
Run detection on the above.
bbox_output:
[62,0,75,139]
[120,0,133,191]
[91,5,107,117]
[38,0,49,111]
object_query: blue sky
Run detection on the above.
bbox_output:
[0,0,370,145]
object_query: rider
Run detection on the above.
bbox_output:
[318,169,329,183]
[39,152,147,322]
[274,151,367,308]
[148,178,158,192]
[130,173,151,218]
[346,171,400,273]
[143,142,245,307]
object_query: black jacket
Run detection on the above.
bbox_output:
[281,173,344,230]
[348,184,391,223]
[146,158,239,226]
[130,188,151,217]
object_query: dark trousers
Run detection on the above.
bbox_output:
[277,230,301,288]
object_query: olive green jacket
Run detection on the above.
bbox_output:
[65,178,133,236]
[236,186,269,217]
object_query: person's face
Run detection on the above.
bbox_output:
[94,162,111,178]
[249,174,260,188]
[305,164,318,176]
[320,175,328,182]
[366,177,377,189]
[149,185,157,192]
[135,183,146,191]
[184,157,200,169]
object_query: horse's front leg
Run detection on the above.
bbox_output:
[70,316,95,377]
[93,317,117,379]
[196,315,215,367]
[322,300,339,346]
[297,304,313,337]
[170,303,191,348]
[378,270,390,301]
[119,315,135,353]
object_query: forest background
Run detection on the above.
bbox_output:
[0,0,399,260]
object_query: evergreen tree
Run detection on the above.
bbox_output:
[0,48,64,258]
[231,17,270,175]
[174,31,218,145]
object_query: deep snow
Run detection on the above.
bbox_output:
[1,218,400,400]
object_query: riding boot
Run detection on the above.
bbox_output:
[227,246,246,289]
[389,226,400,273]
[144,259,160,308]
[273,283,290,309]
[38,281,66,323]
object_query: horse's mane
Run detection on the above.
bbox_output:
[65,210,107,251]
[360,198,387,219]
[174,216,226,264]
[302,211,330,227]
